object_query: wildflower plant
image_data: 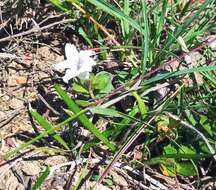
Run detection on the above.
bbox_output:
[2,0,216,189]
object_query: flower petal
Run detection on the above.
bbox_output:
[79,50,95,58]
[79,51,96,71]
[78,60,94,73]
[62,68,80,83]
[65,43,79,63]
[54,60,71,70]
[78,71,90,80]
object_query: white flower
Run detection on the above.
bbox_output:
[54,43,96,83]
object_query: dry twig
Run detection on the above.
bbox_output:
[96,116,156,186]
[0,18,74,43]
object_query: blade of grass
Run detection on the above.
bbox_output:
[155,0,213,63]
[155,0,167,46]
[144,65,216,85]
[83,107,140,151]
[2,110,87,160]
[112,107,139,141]
[86,0,142,32]
[90,107,125,118]
[31,166,50,190]
[48,0,73,14]
[31,111,70,150]
[121,0,130,39]
[90,107,143,122]
[132,91,148,120]
[54,84,115,151]
[201,71,216,87]
[140,0,149,72]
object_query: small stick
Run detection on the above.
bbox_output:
[71,2,120,45]
[0,53,18,59]
[37,94,60,116]
[96,116,156,186]
[0,18,74,43]
[0,110,20,128]
[46,157,167,189]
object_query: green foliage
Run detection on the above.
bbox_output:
[78,27,93,47]
[200,115,213,137]
[86,0,143,32]
[132,91,148,119]
[31,111,70,150]
[161,144,197,177]
[72,71,114,98]
[72,83,89,94]
[90,71,114,94]
[54,84,116,151]
[2,110,88,159]
[31,167,50,190]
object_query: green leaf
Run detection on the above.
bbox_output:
[179,145,196,154]
[91,107,125,118]
[49,0,73,15]
[160,162,176,177]
[198,141,211,153]
[132,91,148,119]
[31,111,70,150]
[160,145,199,177]
[140,0,149,72]
[200,115,213,136]
[78,27,93,46]
[54,84,116,151]
[185,109,197,126]
[90,106,141,122]
[121,0,130,38]
[155,115,170,133]
[91,174,99,181]
[144,153,213,165]
[72,83,89,94]
[155,115,170,125]
[163,144,178,154]
[161,160,197,177]
[91,71,114,93]
[31,166,50,190]
[176,162,197,176]
[91,73,108,90]
[104,178,113,186]
[75,100,90,107]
